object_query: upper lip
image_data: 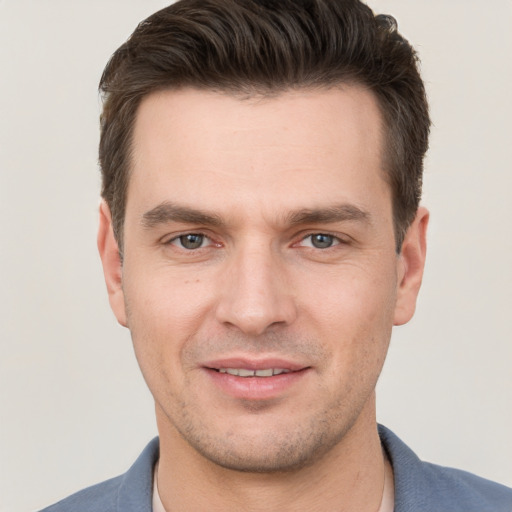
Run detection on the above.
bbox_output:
[203,357,309,372]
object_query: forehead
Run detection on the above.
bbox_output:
[127,86,389,221]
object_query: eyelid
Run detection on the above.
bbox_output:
[173,234,207,249]
[161,230,349,250]
[298,233,341,248]
[296,230,349,244]
[164,231,219,249]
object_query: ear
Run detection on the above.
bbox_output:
[393,207,429,326]
[97,200,127,327]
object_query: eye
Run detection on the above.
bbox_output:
[300,233,340,249]
[170,233,210,250]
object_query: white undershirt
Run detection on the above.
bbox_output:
[152,464,166,512]
[152,457,395,512]
[380,452,395,512]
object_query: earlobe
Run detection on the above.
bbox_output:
[393,207,429,326]
[97,201,127,327]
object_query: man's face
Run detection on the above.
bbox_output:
[100,86,425,472]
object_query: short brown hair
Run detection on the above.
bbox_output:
[99,0,430,252]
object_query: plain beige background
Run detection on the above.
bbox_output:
[1,1,511,510]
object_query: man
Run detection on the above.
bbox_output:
[39,0,512,511]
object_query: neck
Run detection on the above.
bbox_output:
[156,395,387,512]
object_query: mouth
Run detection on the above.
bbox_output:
[203,359,310,400]
[213,367,292,377]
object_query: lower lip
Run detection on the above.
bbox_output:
[204,368,309,400]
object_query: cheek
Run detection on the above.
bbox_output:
[125,266,213,327]
[122,269,216,377]
[300,266,396,370]
[301,263,397,326]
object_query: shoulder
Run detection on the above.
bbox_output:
[379,425,512,512]
[417,461,512,511]
[37,475,122,512]
[37,437,159,512]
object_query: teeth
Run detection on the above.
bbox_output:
[217,368,291,377]
[255,369,273,377]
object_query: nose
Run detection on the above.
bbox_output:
[215,243,297,336]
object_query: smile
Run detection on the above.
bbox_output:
[216,368,291,377]
[204,362,310,401]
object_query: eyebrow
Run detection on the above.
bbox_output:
[141,201,371,230]
[141,201,224,229]
[286,204,371,226]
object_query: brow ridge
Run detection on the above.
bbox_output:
[141,201,371,230]
[141,201,224,229]
[286,204,371,226]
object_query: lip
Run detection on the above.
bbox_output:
[202,357,311,401]
[203,357,307,372]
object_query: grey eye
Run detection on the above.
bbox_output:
[310,234,335,249]
[179,234,205,249]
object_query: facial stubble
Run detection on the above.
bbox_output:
[150,332,385,474]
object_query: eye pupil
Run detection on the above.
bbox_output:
[311,234,333,249]
[180,234,204,249]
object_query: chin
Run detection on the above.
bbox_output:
[193,438,327,474]
[175,414,350,474]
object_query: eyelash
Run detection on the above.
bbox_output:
[166,232,346,251]
[297,233,343,249]
[167,233,216,250]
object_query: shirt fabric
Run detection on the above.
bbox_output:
[39,425,512,512]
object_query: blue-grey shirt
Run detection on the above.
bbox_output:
[38,425,512,512]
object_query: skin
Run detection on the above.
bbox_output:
[98,86,428,511]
